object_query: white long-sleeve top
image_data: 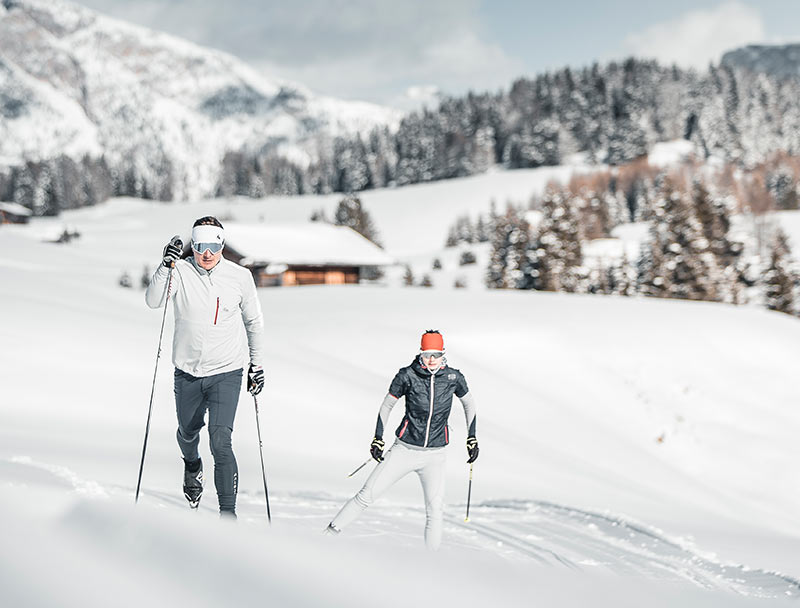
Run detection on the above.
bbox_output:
[145,257,264,377]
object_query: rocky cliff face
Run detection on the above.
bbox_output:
[721,44,800,80]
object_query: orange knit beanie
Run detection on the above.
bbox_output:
[420,330,444,351]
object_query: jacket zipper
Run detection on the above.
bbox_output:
[424,373,435,447]
[214,297,219,325]
[398,419,409,438]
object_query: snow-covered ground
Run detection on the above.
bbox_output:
[3,173,800,606]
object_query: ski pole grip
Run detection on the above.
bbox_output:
[169,235,183,268]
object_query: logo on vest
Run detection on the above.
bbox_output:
[448,373,456,380]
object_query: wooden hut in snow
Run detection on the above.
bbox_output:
[221,222,394,287]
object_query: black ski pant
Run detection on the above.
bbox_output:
[174,368,242,513]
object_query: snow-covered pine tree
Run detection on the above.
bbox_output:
[587,263,611,294]
[766,162,799,210]
[333,135,371,193]
[738,73,780,167]
[403,265,415,286]
[505,209,534,289]
[638,177,720,301]
[444,215,476,247]
[366,127,397,188]
[475,215,491,242]
[691,181,746,303]
[760,228,798,315]
[457,215,476,244]
[608,254,634,296]
[334,194,382,248]
[486,204,517,289]
[501,119,561,168]
[530,187,583,292]
[445,224,459,247]
[262,156,306,196]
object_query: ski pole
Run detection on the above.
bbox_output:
[347,458,372,478]
[464,462,474,522]
[253,394,272,524]
[135,267,174,503]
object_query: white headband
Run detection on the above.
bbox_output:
[192,225,224,245]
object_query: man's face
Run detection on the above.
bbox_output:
[192,244,223,270]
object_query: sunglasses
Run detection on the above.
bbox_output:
[421,351,444,358]
[192,241,223,255]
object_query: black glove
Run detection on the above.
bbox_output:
[370,437,385,462]
[466,436,479,463]
[247,364,264,395]
[162,235,183,268]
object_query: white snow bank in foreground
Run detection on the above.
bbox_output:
[0,483,783,608]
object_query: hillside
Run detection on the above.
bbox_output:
[2,191,800,605]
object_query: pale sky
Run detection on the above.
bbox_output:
[74,0,800,109]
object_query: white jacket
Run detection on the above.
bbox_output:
[146,257,264,377]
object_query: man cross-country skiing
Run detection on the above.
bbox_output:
[146,216,264,518]
[326,330,479,549]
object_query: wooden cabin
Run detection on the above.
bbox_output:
[0,202,32,224]
[219,222,394,287]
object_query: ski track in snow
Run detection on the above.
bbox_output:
[4,456,797,600]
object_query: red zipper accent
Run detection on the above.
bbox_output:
[214,297,219,325]
[445,426,449,444]
[398,419,409,438]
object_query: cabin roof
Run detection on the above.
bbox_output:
[223,222,394,267]
[0,202,33,216]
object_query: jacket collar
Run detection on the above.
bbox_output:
[190,256,224,276]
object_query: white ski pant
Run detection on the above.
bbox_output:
[331,440,447,550]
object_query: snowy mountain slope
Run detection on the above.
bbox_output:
[3,191,800,604]
[0,0,400,199]
[0,162,591,281]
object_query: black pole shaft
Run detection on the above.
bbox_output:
[347,459,371,478]
[253,394,272,523]
[135,269,173,503]
[465,463,474,522]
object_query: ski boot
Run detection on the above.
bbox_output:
[219,509,237,521]
[183,458,203,509]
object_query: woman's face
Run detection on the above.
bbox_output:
[420,351,444,371]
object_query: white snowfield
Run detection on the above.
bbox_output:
[2,180,800,606]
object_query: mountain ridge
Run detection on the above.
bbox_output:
[721,43,800,80]
[0,0,400,205]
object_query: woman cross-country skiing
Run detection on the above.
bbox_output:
[325,330,479,550]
